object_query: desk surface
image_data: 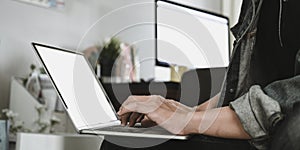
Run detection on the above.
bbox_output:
[101,134,252,150]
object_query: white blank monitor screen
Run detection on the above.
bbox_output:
[156,0,230,68]
[35,45,117,130]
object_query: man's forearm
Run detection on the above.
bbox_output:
[187,106,250,139]
[195,93,220,111]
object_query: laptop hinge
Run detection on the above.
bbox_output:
[80,120,121,132]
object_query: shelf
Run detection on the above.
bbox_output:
[9,77,72,134]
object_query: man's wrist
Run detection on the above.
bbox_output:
[185,111,203,134]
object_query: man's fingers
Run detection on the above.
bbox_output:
[120,112,131,126]
[128,113,142,127]
[141,117,157,127]
[136,114,144,122]
[119,112,144,127]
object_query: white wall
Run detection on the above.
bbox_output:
[222,0,243,52]
[0,0,154,112]
[0,0,242,112]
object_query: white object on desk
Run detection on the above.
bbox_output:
[154,66,171,82]
[16,133,103,150]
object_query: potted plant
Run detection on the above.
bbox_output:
[98,38,121,77]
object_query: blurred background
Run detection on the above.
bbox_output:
[0,0,242,113]
[0,0,242,149]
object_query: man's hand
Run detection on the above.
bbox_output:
[117,95,198,135]
[117,95,251,139]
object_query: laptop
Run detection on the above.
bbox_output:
[32,42,189,140]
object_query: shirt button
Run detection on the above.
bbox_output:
[229,88,235,93]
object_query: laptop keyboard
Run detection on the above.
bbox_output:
[93,125,173,135]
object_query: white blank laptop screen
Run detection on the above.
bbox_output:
[36,45,117,130]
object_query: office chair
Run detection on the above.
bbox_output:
[179,68,226,107]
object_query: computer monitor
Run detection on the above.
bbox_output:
[155,0,230,68]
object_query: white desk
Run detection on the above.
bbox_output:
[16,133,103,150]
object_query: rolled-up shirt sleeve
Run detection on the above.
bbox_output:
[229,75,300,149]
[230,85,282,138]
